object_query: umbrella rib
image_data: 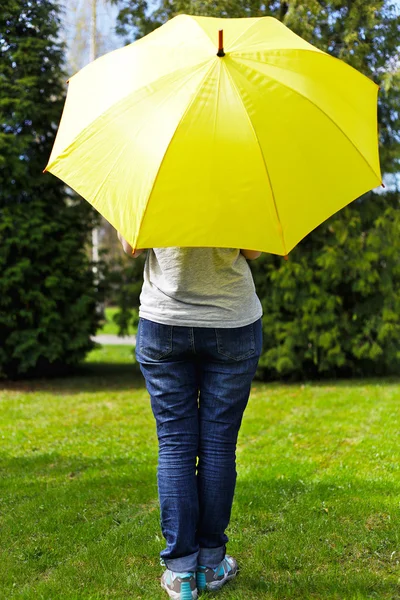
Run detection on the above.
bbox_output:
[133,60,218,250]
[228,18,263,52]
[190,17,220,52]
[232,56,381,185]
[222,62,287,256]
[234,48,378,90]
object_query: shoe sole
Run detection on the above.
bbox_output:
[161,578,198,600]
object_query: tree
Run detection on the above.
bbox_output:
[62,0,121,72]
[0,0,103,378]
[109,0,400,378]
[60,0,128,305]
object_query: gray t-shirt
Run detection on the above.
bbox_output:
[138,247,263,328]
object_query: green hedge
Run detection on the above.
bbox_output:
[251,192,400,379]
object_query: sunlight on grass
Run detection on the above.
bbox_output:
[86,344,135,364]
[1,356,399,598]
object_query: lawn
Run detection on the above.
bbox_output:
[0,346,399,599]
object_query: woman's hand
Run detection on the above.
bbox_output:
[117,231,145,258]
[240,249,262,260]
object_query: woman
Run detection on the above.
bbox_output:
[118,234,263,600]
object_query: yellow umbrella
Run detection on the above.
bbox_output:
[45,14,382,257]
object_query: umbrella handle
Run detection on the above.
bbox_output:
[217,30,225,57]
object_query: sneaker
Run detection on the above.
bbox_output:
[161,569,198,600]
[196,555,239,592]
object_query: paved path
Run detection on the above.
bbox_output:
[92,334,136,346]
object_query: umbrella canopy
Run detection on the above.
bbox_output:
[45,15,381,256]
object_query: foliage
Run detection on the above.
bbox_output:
[251,191,400,379]
[98,221,144,333]
[0,0,103,378]
[97,306,137,335]
[105,251,146,334]
[109,0,400,378]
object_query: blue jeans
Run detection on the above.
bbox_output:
[135,317,263,573]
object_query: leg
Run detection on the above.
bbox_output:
[135,318,200,573]
[195,319,263,568]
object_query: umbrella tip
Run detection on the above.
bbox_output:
[381,182,386,188]
[284,254,289,261]
[217,30,225,57]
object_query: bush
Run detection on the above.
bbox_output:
[105,251,146,335]
[250,191,400,380]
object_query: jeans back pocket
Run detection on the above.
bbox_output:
[215,322,256,361]
[137,318,173,360]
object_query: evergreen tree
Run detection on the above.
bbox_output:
[0,0,102,378]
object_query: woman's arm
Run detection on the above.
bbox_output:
[240,249,262,260]
[117,232,145,258]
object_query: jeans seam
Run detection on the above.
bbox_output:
[190,327,196,354]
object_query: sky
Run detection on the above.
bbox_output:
[61,0,121,72]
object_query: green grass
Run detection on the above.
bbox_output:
[85,345,135,365]
[0,348,399,599]
[97,307,137,336]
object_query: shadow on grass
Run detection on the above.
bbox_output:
[242,574,399,599]
[1,339,399,396]
[253,374,400,389]
[0,452,157,498]
[297,375,400,388]
[2,369,400,396]
[0,360,146,394]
